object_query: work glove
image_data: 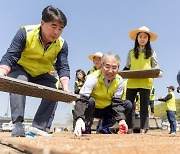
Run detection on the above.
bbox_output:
[0,65,11,76]
[74,118,85,136]
[117,120,128,134]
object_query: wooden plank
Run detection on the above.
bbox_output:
[118,68,160,78]
[0,76,79,103]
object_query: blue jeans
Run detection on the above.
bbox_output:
[167,111,176,133]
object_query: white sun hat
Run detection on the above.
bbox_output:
[129,26,158,42]
[88,52,103,61]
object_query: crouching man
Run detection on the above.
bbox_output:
[73,52,132,136]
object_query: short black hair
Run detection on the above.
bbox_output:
[42,5,67,27]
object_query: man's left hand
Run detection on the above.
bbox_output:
[117,120,128,134]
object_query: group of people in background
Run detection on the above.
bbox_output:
[73,25,163,136]
[0,5,177,137]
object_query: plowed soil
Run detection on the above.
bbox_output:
[0,130,180,154]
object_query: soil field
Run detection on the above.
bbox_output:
[0,130,180,154]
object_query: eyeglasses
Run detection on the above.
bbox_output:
[103,64,119,71]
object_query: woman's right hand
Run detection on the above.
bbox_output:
[157,71,163,78]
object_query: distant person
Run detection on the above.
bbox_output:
[73,52,132,136]
[123,26,162,134]
[86,52,103,131]
[0,6,70,137]
[177,71,180,93]
[156,86,176,134]
[74,69,86,94]
[72,69,86,130]
[149,86,155,118]
[135,92,140,118]
[87,52,103,75]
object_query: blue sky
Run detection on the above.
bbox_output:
[0,0,180,124]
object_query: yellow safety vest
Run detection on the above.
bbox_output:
[166,91,176,111]
[55,77,60,89]
[127,50,153,89]
[75,80,84,91]
[86,66,99,79]
[17,25,64,77]
[89,66,98,74]
[91,70,121,109]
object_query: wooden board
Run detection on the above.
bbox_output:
[0,75,79,103]
[119,68,160,78]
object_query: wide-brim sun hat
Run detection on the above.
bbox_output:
[129,26,158,42]
[88,52,103,61]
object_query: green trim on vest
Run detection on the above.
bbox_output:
[17,25,64,77]
[166,91,176,111]
[127,50,153,89]
[150,87,155,100]
[91,70,121,109]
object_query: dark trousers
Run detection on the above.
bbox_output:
[149,100,154,113]
[8,65,57,130]
[84,99,132,129]
[46,102,58,129]
[126,88,150,129]
[167,111,176,133]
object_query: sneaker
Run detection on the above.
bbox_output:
[27,126,52,137]
[11,122,25,137]
[140,129,148,134]
[127,129,134,134]
[45,128,53,134]
[26,132,36,138]
[169,132,176,135]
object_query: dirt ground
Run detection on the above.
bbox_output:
[0,130,180,154]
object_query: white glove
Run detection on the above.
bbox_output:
[74,118,85,136]
[118,120,128,134]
